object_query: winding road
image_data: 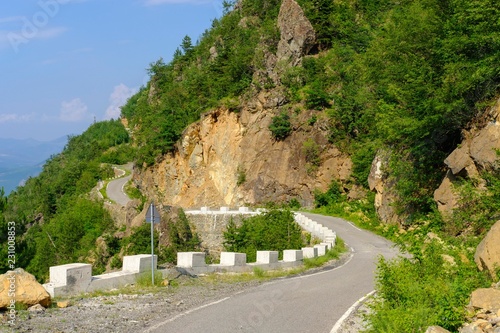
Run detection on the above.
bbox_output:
[145,212,400,333]
[106,163,133,206]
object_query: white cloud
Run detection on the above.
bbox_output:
[60,98,88,122]
[0,113,34,123]
[36,26,67,40]
[104,84,137,120]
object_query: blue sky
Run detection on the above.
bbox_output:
[0,0,224,141]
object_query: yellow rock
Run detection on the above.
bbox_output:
[0,268,51,309]
[57,300,71,308]
[161,279,170,287]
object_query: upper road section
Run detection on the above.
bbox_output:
[106,163,133,206]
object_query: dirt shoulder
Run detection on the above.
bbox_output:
[1,253,368,333]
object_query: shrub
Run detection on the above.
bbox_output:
[269,112,292,140]
[302,138,321,167]
[236,166,246,186]
[314,180,343,208]
[304,83,331,110]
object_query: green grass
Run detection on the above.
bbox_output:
[135,270,165,287]
[304,238,346,269]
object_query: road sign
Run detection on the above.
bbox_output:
[145,202,160,285]
[146,203,161,224]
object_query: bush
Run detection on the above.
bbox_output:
[269,112,292,140]
[236,166,246,186]
[302,138,321,166]
[314,180,343,208]
[223,209,306,262]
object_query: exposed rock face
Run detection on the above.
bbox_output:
[0,269,51,309]
[276,0,316,66]
[475,220,500,278]
[368,150,403,224]
[435,98,500,217]
[134,107,351,208]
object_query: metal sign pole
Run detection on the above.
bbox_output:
[150,202,154,286]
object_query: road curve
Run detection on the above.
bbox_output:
[106,163,133,206]
[145,213,400,333]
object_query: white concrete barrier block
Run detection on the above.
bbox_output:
[220,252,247,266]
[239,207,249,213]
[314,244,328,256]
[283,250,303,262]
[50,263,92,288]
[177,252,207,268]
[321,242,333,250]
[201,206,209,213]
[302,247,318,259]
[256,251,279,264]
[123,254,157,273]
[220,206,229,212]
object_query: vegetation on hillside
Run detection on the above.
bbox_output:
[121,0,281,166]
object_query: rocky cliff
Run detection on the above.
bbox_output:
[131,0,352,208]
[133,106,351,208]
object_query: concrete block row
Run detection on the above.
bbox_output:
[294,213,337,247]
[43,254,157,298]
[187,207,261,215]
[177,250,307,275]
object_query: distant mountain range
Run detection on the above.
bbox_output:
[0,136,67,194]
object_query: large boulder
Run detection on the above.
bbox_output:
[276,0,316,66]
[469,288,500,313]
[433,171,459,217]
[475,220,500,278]
[0,268,51,308]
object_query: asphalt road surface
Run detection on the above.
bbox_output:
[145,212,400,333]
[106,164,133,206]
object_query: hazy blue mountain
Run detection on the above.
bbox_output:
[0,136,67,194]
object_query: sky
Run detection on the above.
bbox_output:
[0,0,225,141]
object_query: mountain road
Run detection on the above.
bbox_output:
[145,212,400,333]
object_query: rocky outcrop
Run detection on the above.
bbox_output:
[368,150,404,224]
[435,98,500,217]
[134,107,352,208]
[276,0,316,66]
[0,269,51,309]
[475,221,500,278]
